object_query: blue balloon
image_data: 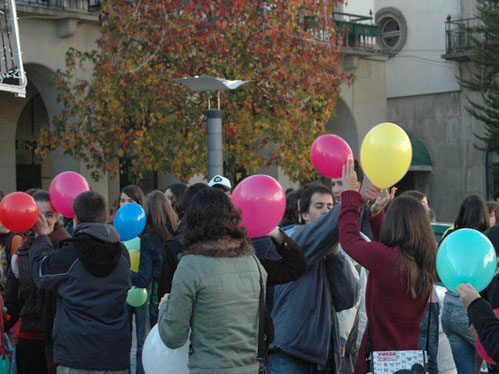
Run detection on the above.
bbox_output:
[114,203,146,241]
[437,229,497,293]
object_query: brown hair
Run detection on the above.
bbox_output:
[121,185,146,207]
[145,190,178,243]
[487,200,499,224]
[454,194,489,232]
[183,188,247,248]
[380,196,438,299]
[74,191,108,224]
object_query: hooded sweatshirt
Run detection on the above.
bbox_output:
[29,223,131,371]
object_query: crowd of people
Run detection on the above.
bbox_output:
[0,161,498,374]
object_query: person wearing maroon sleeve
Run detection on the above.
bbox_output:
[338,159,439,374]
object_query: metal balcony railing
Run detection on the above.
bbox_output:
[303,11,381,54]
[16,0,101,12]
[444,16,480,58]
[333,11,380,52]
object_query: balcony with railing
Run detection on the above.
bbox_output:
[442,16,480,61]
[304,11,382,57]
[333,11,381,55]
[15,0,101,22]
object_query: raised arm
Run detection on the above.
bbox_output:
[258,228,307,286]
[291,204,341,265]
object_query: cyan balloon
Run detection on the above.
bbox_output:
[437,229,497,293]
[115,203,146,241]
[127,287,148,307]
[0,355,9,374]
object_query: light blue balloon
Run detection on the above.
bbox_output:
[0,354,9,374]
[437,228,497,293]
[115,203,146,242]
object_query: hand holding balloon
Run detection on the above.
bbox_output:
[341,159,358,192]
[33,213,51,236]
[456,283,481,308]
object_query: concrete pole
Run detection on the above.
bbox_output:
[207,109,223,179]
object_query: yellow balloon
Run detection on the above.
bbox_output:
[129,249,140,272]
[360,123,412,189]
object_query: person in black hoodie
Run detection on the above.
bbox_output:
[29,191,131,374]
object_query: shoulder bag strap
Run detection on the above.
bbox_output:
[251,255,266,373]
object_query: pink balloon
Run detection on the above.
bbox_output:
[310,134,354,178]
[49,171,90,218]
[476,308,499,364]
[231,175,285,238]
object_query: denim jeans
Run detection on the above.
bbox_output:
[267,353,319,374]
[442,300,476,374]
[418,302,439,374]
[127,304,147,374]
[149,303,159,327]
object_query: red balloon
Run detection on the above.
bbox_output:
[0,192,39,232]
[231,175,285,238]
[310,134,354,178]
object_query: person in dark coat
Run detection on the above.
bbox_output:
[29,191,131,374]
[458,283,499,363]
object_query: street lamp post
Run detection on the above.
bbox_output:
[171,76,250,180]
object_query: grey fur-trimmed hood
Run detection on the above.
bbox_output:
[183,237,254,258]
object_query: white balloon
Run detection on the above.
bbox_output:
[142,324,189,374]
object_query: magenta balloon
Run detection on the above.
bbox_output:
[49,171,90,218]
[310,134,354,178]
[231,175,286,238]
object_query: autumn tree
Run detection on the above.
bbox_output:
[37,0,349,184]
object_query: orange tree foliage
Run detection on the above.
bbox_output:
[37,0,349,183]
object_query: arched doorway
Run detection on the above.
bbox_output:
[14,63,57,192]
[15,92,51,191]
[326,98,359,157]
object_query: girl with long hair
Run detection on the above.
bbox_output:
[118,185,146,374]
[157,188,266,374]
[133,190,178,326]
[338,160,438,374]
[441,194,490,374]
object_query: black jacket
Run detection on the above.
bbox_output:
[468,297,499,362]
[484,224,499,307]
[29,223,131,371]
[158,233,183,298]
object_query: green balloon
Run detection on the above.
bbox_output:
[124,237,141,251]
[127,287,148,307]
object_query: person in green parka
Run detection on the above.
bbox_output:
[158,188,267,374]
